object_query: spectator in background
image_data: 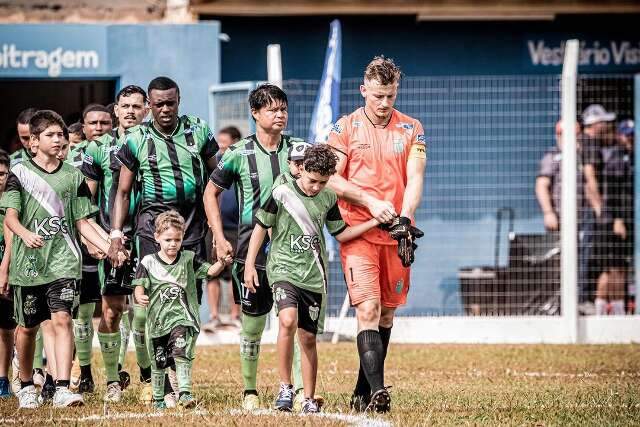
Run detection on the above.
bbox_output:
[203,126,242,332]
[536,120,592,313]
[10,108,37,167]
[106,103,119,130]
[592,119,634,315]
[580,104,617,312]
[67,123,85,147]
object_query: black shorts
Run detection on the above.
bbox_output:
[231,262,273,317]
[205,228,237,281]
[272,281,323,335]
[0,295,16,330]
[100,242,136,296]
[79,270,101,305]
[591,222,633,272]
[13,279,79,328]
[137,236,206,303]
[149,325,197,369]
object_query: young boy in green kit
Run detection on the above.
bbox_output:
[0,110,117,409]
[134,210,231,409]
[244,144,380,413]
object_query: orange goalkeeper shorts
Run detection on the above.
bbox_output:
[340,237,411,308]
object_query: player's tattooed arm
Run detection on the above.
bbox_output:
[243,224,268,294]
[327,149,396,223]
[4,207,44,249]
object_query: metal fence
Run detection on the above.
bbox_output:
[209,74,635,320]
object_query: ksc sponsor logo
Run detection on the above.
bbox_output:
[159,285,182,304]
[290,234,320,253]
[33,216,69,239]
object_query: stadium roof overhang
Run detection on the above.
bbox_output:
[191,0,640,20]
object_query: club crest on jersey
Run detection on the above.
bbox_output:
[184,128,196,146]
[290,234,320,253]
[309,305,319,321]
[33,216,69,240]
[24,255,38,278]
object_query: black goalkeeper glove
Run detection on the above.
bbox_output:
[384,217,424,267]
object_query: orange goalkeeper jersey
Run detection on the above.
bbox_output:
[327,107,426,245]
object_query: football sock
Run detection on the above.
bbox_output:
[151,368,165,401]
[379,326,392,385]
[175,356,193,394]
[132,304,151,375]
[32,330,43,371]
[353,326,390,397]
[292,336,303,392]
[357,329,384,393]
[74,302,95,370]
[98,331,121,383]
[240,313,267,392]
[118,310,131,369]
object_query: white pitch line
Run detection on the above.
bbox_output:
[0,408,392,427]
[228,408,392,427]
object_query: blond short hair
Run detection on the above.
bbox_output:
[364,56,402,85]
[154,210,185,235]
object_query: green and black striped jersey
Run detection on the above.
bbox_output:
[117,115,218,245]
[81,128,139,234]
[209,134,303,268]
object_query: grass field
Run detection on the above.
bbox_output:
[0,343,639,426]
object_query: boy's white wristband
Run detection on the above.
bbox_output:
[109,229,124,240]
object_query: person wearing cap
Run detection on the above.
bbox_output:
[580,104,617,309]
[203,126,243,332]
[591,119,634,315]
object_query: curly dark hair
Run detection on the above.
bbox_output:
[303,144,337,176]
